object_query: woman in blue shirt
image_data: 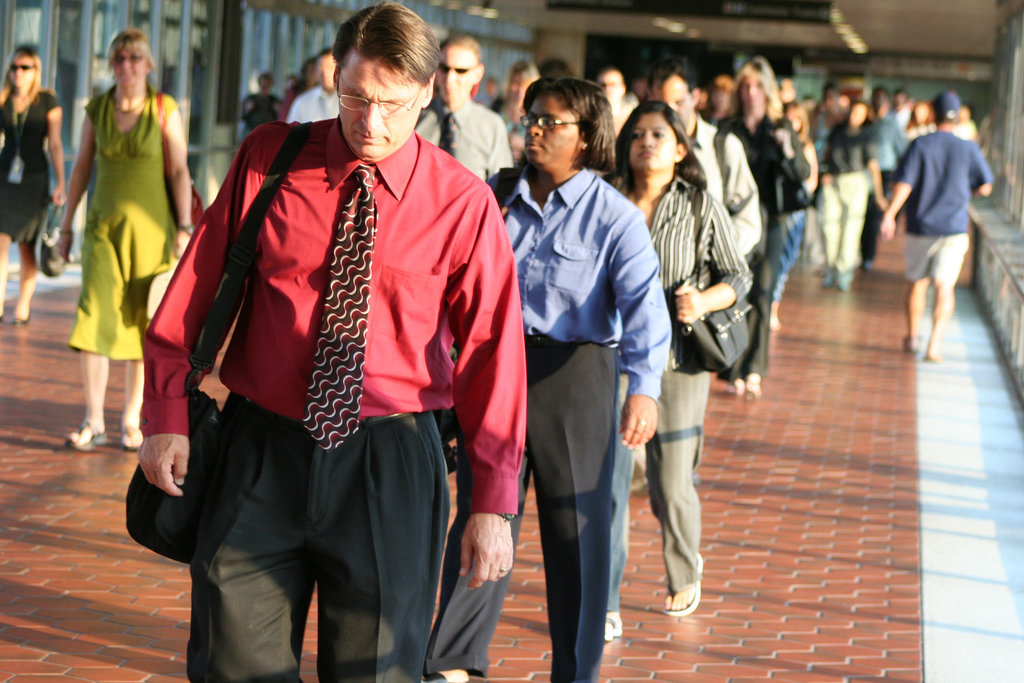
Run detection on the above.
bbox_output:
[424,77,671,683]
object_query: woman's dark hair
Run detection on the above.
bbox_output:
[614,100,706,193]
[523,77,615,174]
[844,98,869,127]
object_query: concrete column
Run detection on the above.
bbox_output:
[534,29,587,78]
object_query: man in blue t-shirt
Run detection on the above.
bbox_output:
[881,90,993,362]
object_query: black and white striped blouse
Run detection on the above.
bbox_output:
[647,178,752,302]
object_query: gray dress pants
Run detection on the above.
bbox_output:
[646,368,711,592]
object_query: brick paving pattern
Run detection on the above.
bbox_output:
[0,247,921,681]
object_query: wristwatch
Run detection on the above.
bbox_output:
[496,512,516,522]
[178,224,195,235]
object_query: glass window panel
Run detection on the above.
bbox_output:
[130,0,153,37]
[13,0,43,48]
[55,0,85,150]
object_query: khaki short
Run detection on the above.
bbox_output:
[904,232,969,284]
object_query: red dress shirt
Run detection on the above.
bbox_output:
[142,120,527,513]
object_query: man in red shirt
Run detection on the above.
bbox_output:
[137,4,526,680]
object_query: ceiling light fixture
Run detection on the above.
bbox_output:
[652,16,685,34]
[830,14,869,54]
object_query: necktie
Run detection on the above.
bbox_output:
[303,164,377,450]
[439,111,457,155]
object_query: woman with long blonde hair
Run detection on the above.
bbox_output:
[718,56,811,398]
[0,45,65,324]
[771,99,820,329]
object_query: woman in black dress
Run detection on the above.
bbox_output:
[0,46,66,324]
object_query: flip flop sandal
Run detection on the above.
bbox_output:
[664,553,704,617]
[65,422,108,452]
[121,425,144,451]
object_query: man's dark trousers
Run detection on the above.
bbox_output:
[187,399,449,682]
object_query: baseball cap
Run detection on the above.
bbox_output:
[932,90,961,122]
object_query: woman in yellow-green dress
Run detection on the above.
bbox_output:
[59,28,194,451]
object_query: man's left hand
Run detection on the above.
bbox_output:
[460,512,514,589]
[620,394,657,449]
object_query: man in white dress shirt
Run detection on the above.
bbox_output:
[287,48,339,123]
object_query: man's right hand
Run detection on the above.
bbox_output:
[138,433,191,496]
[880,213,897,241]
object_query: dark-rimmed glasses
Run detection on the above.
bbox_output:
[337,92,419,118]
[521,114,580,131]
[9,64,35,72]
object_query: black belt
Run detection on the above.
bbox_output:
[525,334,580,348]
[524,334,615,349]
[235,394,412,432]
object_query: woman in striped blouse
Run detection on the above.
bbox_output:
[613,100,752,618]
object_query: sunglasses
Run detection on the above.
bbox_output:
[438,63,474,75]
[9,64,35,72]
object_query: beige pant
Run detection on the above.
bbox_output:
[904,232,969,284]
[822,171,870,275]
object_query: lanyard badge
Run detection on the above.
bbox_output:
[6,108,27,184]
[7,155,24,184]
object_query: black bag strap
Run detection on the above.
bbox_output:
[492,166,522,214]
[689,186,713,290]
[186,122,312,390]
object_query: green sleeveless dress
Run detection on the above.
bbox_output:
[68,86,177,360]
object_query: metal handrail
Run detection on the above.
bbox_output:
[970,199,1024,410]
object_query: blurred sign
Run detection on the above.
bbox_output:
[546,0,833,23]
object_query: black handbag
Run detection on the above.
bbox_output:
[125,122,311,563]
[38,205,66,278]
[676,190,752,374]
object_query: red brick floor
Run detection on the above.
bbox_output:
[0,242,922,682]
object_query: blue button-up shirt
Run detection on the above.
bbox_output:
[494,168,671,399]
[871,112,908,172]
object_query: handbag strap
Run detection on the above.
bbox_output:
[186,122,312,390]
[157,92,171,179]
[690,186,713,290]
[680,186,715,336]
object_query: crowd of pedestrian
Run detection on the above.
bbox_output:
[2,5,992,681]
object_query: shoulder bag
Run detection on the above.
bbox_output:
[38,204,66,278]
[157,92,205,227]
[676,188,752,374]
[125,122,311,564]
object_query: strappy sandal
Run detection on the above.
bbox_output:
[664,553,704,617]
[745,375,762,400]
[725,378,745,396]
[121,425,144,451]
[65,422,108,452]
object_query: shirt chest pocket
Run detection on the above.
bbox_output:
[546,239,600,292]
[369,265,446,342]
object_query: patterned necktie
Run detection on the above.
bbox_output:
[303,164,377,450]
[439,111,457,155]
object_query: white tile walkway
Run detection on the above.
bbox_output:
[917,287,1024,682]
